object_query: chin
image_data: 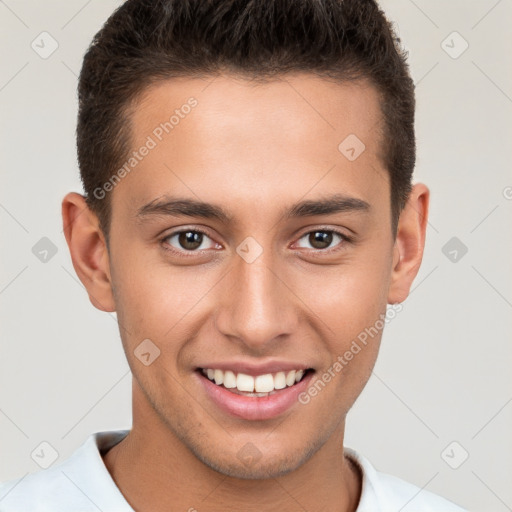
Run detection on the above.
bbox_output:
[189,436,323,480]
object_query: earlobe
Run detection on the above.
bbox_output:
[387,183,430,304]
[61,192,116,313]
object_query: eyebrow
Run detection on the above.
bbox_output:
[135,193,370,223]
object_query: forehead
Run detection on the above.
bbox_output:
[132,73,383,145]
[112,73,388,222]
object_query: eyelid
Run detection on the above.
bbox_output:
[292,226,352,253]
[160,226,220,256]
[160,225,352,256]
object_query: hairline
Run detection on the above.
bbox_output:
[95,70,403,250]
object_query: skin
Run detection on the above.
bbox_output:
[62,73,429,512]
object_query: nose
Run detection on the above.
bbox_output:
[214,246,298,352]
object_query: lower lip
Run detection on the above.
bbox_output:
[197,370,315,421]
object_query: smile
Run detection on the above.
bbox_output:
[196,366,315,420]
[201,368,310,396]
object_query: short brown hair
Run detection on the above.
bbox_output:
[77,0,415,241]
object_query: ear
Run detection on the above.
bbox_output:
[388,183,430,304]
[61,192,116,312]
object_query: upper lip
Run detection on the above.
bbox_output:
[196,360,313,376]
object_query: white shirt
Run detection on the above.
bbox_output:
[0,430,467,511]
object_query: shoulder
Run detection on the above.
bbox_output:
[345,447,468,512]
[0,430,131,512]
[0,458,91,511]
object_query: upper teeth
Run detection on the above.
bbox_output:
[202,368,306,393]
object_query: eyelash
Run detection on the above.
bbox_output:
[160,227,352,258]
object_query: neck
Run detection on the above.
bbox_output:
[102,383,362,512]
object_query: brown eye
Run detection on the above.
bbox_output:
[296,230,347,251]
[309,231,333,249]
[162,229,217,253]
[178,231,203,250]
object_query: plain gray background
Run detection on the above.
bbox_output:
[1,1,511,510]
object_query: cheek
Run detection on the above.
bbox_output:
[111,231,393,354]
[297,255,392,339]
[295,253,391,395]
[298,268,388,415]
[111,253,218,347]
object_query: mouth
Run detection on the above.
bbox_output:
[195,366,315,420]
[199,367,313,396]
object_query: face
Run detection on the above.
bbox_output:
[97,74,400,478]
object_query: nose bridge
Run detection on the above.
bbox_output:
[215,243,295,348]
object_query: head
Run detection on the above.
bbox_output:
[76,0,416,242]
[63,0,428,480]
